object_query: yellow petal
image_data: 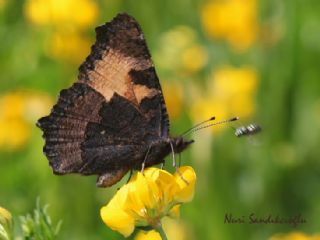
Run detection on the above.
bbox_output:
[0,206,12,231]
[162,82,183,120]
[124,172,158,218]
[0,207,11,221]
[135,172,159,209]
[168,204,180,218]
[144,168,180,205]
[101,167,196,238]
[174,166,196,203]
[100,186,135,237]
[145,168,175,188]
[162,217,188,240]
[269,232,320,240]
[134,230,162,240]
[25,0,98,28]
[181,44,208,72]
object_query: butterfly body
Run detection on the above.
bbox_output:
[37,13,194,187]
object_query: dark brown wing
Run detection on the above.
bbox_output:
[78,13,169,136]
[37,13,169,187]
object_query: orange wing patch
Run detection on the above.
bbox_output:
[79,49,158,106]
[133,84,159,104]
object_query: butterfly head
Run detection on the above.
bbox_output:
[169,137,194,153]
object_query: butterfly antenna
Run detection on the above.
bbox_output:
[182,117,239,136]
[180,116,216,136]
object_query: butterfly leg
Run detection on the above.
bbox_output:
[141,145,152,174]
[169,141,189,185]
[169,141,177,167]
[160,160,165,169]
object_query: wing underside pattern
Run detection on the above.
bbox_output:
[37,13,170,187]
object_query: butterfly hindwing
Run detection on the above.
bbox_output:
[37,13,170,187]
[38,83,104,173]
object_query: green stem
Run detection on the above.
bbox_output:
[155,225,167,240]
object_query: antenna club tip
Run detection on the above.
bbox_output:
[210,116,216,120]
[230,117,239,121]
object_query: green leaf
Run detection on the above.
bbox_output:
[19,199,62,240]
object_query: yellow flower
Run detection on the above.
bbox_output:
[24,0,98,29]
[0,207,11,223]
[0,92,30,150]
[0,120,30,150]
[270,232,320,240]
[0,0,6,10]
[190,94,227,122]
[24,94,53,122]
[201,0,258,52]
[0,91,52,150]
[162,217,189,240]
[0,206,13,240]
[211,66,258,118]
[24,0,97,63]
[212,66,258,98]
[189,66,258,133]
[47,30,92,64]
[162,81,184,120]
[100,166,196,237]
[181,44,208,73]
[135,218,189,240]
[155,26,208,74]
[135,230,162,240]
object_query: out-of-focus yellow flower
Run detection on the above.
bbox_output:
[201,0,258,52]
[135,230,162,240]
[135,218,189,240]
[155,26,207,119]
[0,206,13,240]
[0,120,30,150]
[100,166,196,237]
[0,91,52,150]
[0,0,6,10]
[190,95,228,134]
[190,66,258,132]
[162,217,189,240]
[270,232,320,240]
[0,93,24,119]
[155,26,208,74]
[181,45,208,73]
[212,66,258,98]
[162,81,184,120]
[210,66,258,118]
[24,0,97,63]
[0,93,30,150]
[24,94,53,122]
[47,30,91,64]
[0,207,12,223]
[24,0,98,29]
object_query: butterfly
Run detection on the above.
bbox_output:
[36,13,194,187]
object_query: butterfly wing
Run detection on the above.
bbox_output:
[37,13,169,187]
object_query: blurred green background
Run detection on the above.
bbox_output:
[1,0,320,239]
